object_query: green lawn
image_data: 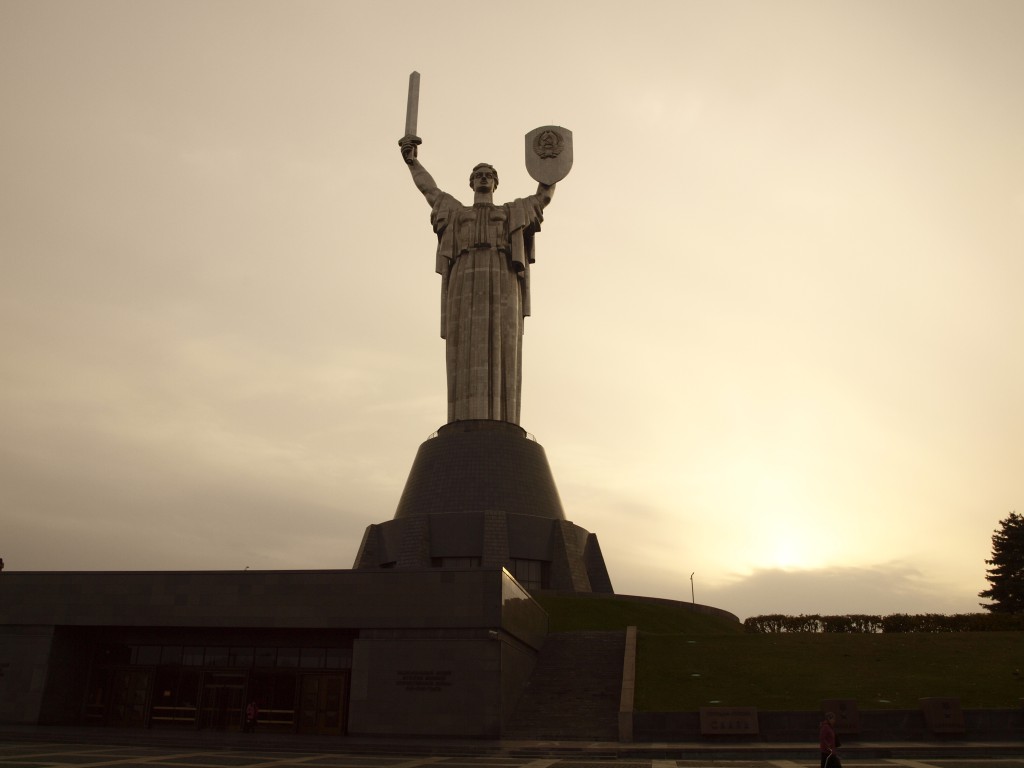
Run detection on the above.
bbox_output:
[637,631,1024,710]
[532,593,1024,710]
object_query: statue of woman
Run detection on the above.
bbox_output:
[400,136,555,425]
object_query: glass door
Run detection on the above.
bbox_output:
[198,673,246,730]
[298,673,346,735]
[107,669,152,728]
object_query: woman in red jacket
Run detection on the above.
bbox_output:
[819,711,841,768]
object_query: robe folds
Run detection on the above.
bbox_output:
[430,192,545,424]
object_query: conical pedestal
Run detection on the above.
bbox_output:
[353,420,613,593]
[395,420,565,520]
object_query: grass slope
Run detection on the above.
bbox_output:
[533,593,742,635]
[532,593,1024,711]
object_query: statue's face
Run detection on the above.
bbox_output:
[470,167,498,194]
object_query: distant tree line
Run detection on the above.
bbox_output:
[743,612,1024,633]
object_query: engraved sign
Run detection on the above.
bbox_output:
[396,669,453,693]
[525,125,573,184]
[919,697,965,733]
[699,706,759,735]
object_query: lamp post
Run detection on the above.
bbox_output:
[690,572,695,604]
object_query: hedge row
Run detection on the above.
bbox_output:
[743,612,1024,633]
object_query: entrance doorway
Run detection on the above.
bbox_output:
[297,673,346,735]
[107,669,152,727]
[198,673,246,730]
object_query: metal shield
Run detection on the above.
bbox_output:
[525,126,573,184]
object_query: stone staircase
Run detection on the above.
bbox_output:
[504,630,626,741]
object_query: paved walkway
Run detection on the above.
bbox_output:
[0,728,1022,768]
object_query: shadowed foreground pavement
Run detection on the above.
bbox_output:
[0,726,1022,768]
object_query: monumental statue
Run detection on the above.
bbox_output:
[398,72,572,425]
[353,73,609,595]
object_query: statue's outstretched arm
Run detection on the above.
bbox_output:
[400,135,441,206]
[536,182,555,208]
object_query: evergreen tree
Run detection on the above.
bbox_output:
[979,511,1024,613]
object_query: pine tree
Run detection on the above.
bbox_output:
[979,511,1024,613]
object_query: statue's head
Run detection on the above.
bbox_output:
[469,163,499,192]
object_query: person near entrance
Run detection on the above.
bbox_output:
[244,699,259,732]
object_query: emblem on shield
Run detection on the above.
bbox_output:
[525,125,573,185]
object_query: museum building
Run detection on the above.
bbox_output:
[0,567,548,737]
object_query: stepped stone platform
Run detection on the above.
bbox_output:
[505,630,627,741]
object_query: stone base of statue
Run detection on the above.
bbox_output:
[353,420,613,593]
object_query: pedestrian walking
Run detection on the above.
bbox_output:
[820,711,841,768]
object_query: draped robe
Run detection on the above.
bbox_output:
[430,192,546,424]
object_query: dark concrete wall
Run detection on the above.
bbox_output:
[349,637,502,737]
[501,638,541,731]
[345,572,545,737]
[0,569,533,632]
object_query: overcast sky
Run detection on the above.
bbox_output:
[2,1,1021,620]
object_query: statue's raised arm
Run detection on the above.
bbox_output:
[535,182,555,208]
[400,135,442,206]
[399,73,441,205]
